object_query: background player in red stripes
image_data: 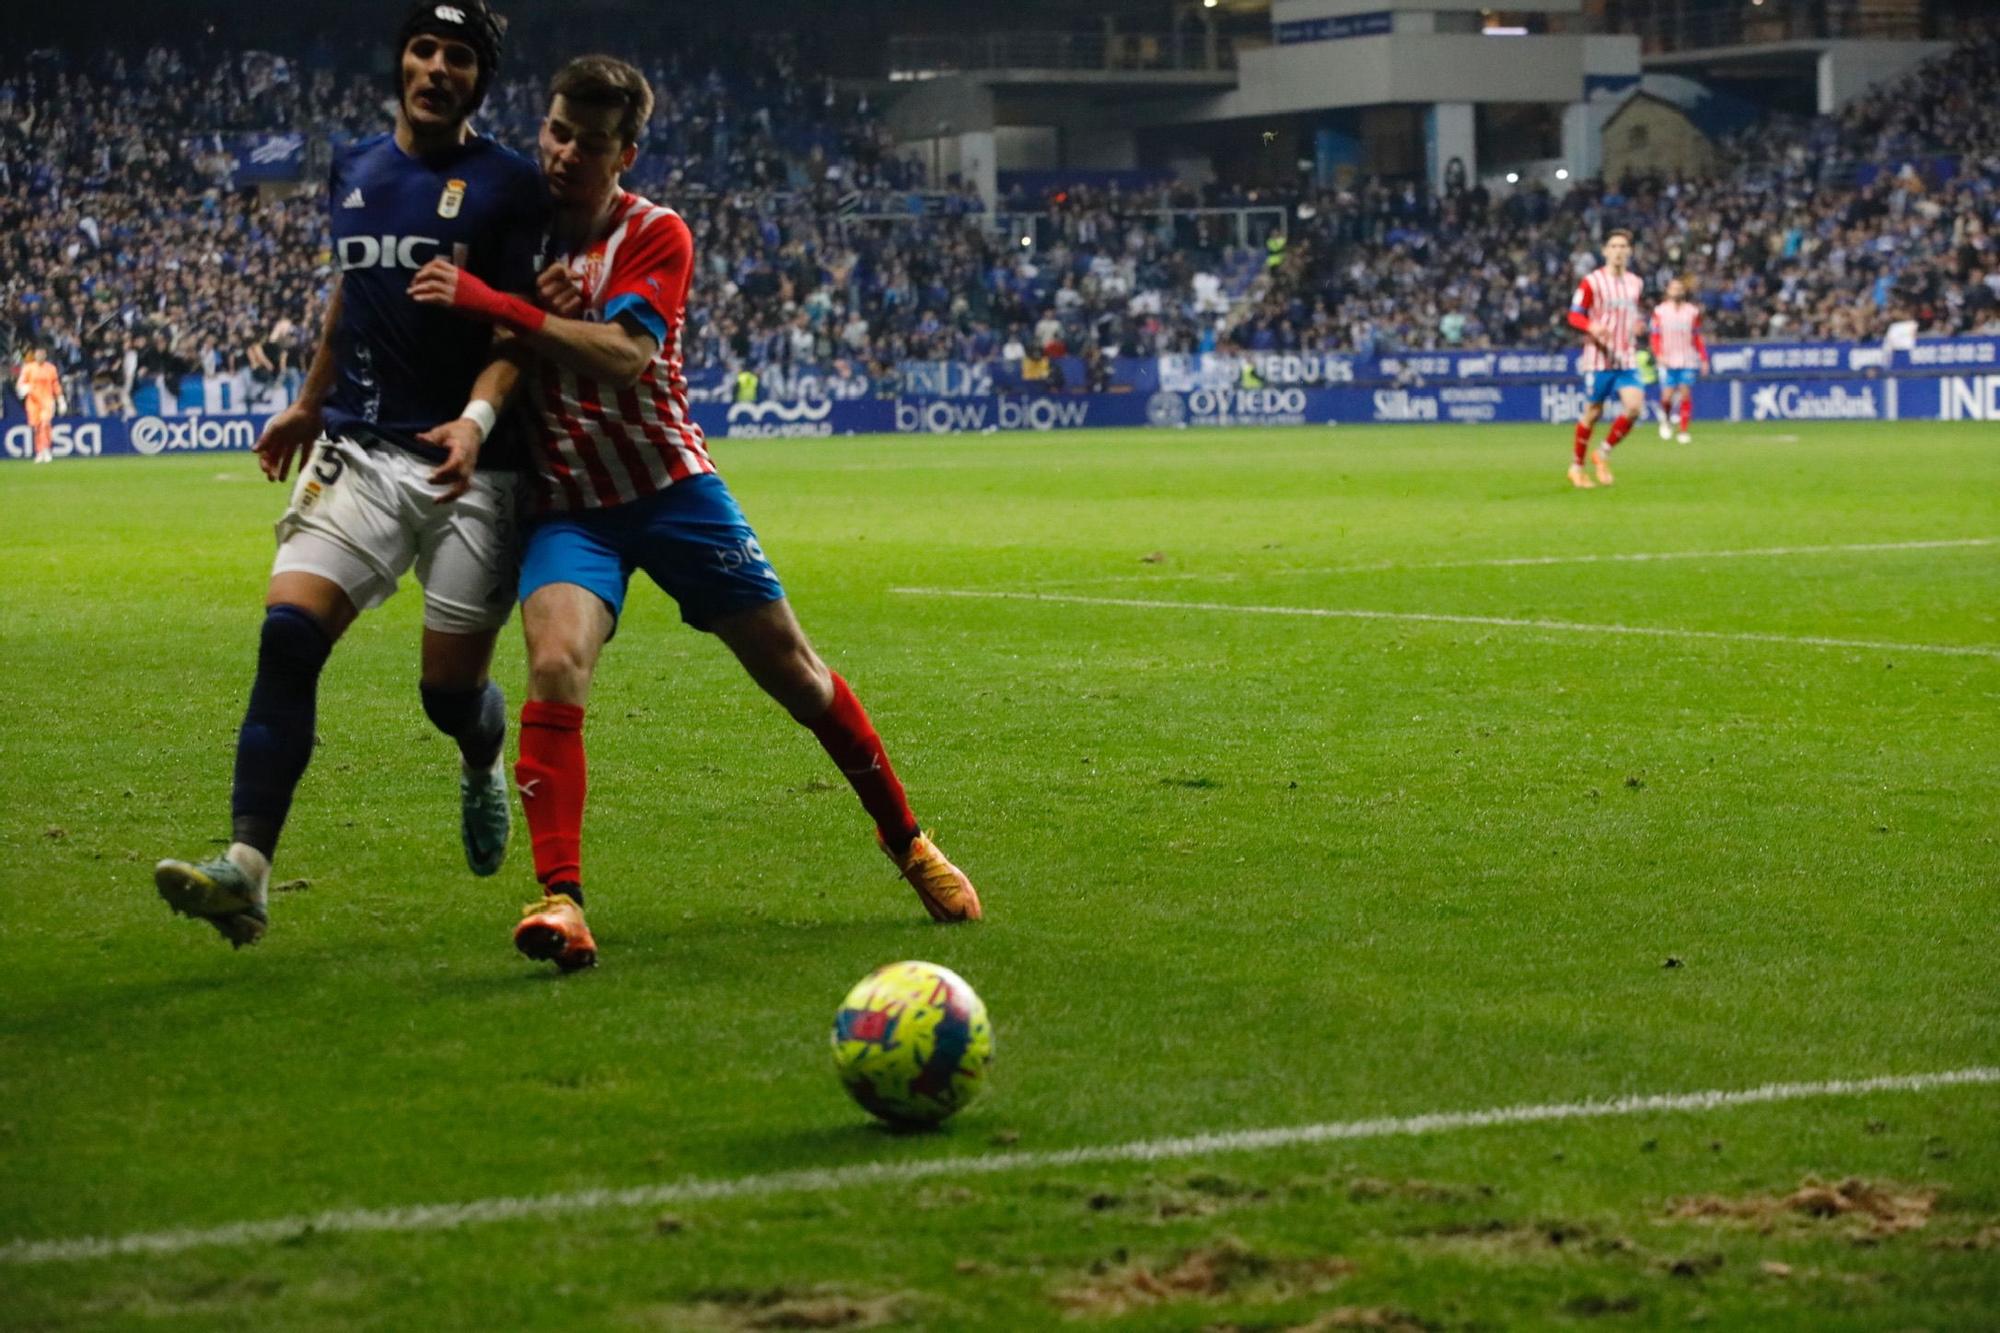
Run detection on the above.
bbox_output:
[1564,230,1646,489]
[1650,277,1710,444]
[408,55,982,971]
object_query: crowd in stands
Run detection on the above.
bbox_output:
[4,27,1998,413]
[1246,26,2000,358]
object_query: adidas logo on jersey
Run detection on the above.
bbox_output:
[342,188,366,209]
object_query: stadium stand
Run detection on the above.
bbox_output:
[3,27,1997,412]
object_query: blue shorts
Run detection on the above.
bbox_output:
[518,474,785,632]
[1661,368,1699,390]
[1584,369,1645,404]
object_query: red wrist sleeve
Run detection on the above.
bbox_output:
[459,284,548,335]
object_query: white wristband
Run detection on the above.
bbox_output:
[459,399,498,444]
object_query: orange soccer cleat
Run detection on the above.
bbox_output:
[514,891,597,971]
[1567,463,1596,489]
[1591,448,1616,486]
[881,831,983,923]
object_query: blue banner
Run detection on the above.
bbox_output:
[898,361,997,398]
[1275,12,1393,44]
[1929,373,2000,420]
[1896,337,2000,373]
[19,374,1998,460]
[653,339,2000,408]
[691,398,896,439]
[185,133,309,184]
[1727,378,1890,423]
[1375,349,1579,383]
[2,412,272,460]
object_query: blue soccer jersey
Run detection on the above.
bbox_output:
[322,132,544,468]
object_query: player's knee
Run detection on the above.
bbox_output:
[526,636,595,704]
[261,603,335,674]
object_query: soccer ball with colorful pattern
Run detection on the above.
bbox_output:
[831,961,993,1125]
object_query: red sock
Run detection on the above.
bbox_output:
[1604,414,1634,447]
[1679,397,1693,432]
[806,673,920,850]
[1573,421,1593,463]
[515,700,586,890]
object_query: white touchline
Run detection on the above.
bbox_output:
[1031,537,2000,588]
[4,1068,1995,1266]
[892,588,2000,660]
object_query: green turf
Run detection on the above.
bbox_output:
[1,422,1996,1331]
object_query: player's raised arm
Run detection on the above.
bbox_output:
[408,256,658,388]
[255,276,343,483]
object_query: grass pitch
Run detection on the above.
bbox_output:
[1,421,1996,1331]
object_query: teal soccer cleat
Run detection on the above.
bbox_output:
[155,855,269,948]
[461,760,511,877]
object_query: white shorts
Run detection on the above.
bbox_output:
[272,435,519,634]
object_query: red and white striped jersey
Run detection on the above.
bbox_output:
[1571,268,1645,372]
[527,191,714,511]
[1649,300,1706,369]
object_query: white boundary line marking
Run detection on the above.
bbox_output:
[1030,537,2000,588]
[892,587,2000,660]
[5,1068,1995,1266]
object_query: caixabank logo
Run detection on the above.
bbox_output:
[130,415,260,455]
[725,398,836,438]
[1748,384,1879,421]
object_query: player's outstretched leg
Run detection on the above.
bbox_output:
[157,602,333,946]
[421,679,510,875]
[807,674,983,923]
[715,600,983,923]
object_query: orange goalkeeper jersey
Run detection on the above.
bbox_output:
[17,361,60,409]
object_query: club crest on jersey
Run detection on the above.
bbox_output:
[438,178,467,219]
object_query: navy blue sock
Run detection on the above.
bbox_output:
[230,604,334,857]
[420,680,506,771]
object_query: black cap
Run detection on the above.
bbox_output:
[394,1,508,115]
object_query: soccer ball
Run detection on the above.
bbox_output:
[831,960,993,1126]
